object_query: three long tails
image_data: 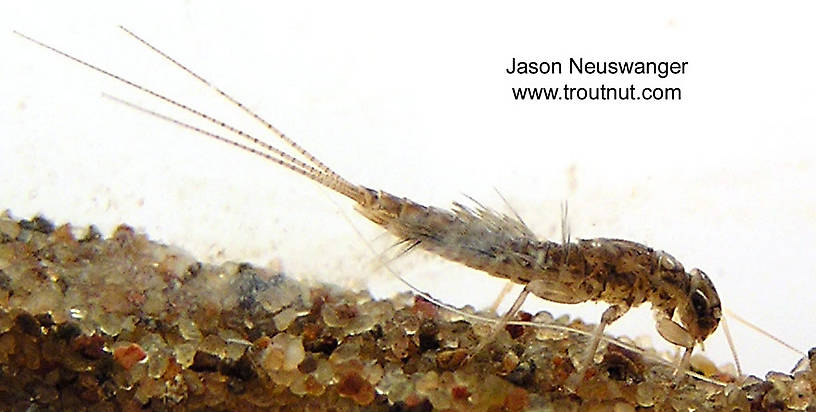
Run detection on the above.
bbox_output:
[14,28,366,205]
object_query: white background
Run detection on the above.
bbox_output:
[2,2,814,378]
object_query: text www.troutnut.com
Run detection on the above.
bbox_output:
[507,57,687,102]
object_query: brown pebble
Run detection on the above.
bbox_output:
[412,295,438,318]
[505,311,533,340]
[336,371,375,406]
[334,303,358,321]
[451,385,470,401]
[503,386,529,412]
[254,335,271,350]
[601,345,644,383]
[52,223,77,244]
[73,335,106,359]
[304,375,325,396]
[436,348,468,370]
[298,354,318,374]
[113,343,146,370]
[552,356,576,384]
[500,351,520,375]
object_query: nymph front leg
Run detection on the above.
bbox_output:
[654,311,696,381]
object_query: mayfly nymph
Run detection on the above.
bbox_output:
[16,28,724,380]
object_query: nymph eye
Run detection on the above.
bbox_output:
[690,289,709,316]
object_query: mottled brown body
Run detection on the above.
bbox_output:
[359,189,693,316]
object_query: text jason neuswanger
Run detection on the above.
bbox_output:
[507,57,688,102]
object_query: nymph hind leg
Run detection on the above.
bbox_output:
[488,281,515,314]
[469,279,577,357]
[470,278,589,358]
[470,283,533,357]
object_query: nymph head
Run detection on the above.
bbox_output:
[678,268,722,342]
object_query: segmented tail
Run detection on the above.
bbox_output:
[15,28,365,204]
